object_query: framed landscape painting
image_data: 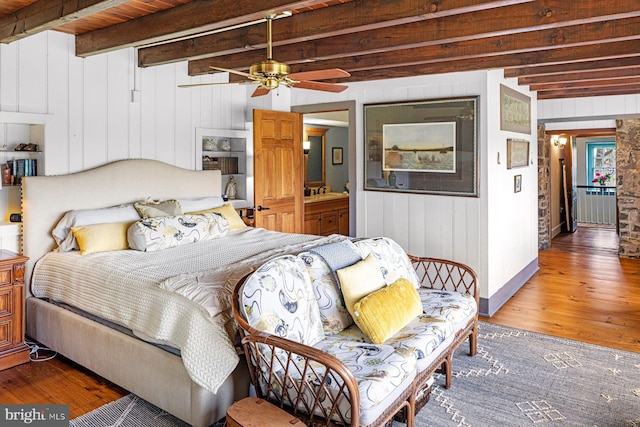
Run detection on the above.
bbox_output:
[364,96,479,197]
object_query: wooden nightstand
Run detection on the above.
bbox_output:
[0,250,30,370]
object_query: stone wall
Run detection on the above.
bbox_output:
[616,118,640,258]
[538,125,551,249]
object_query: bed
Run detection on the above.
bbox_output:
[22,159,342,427]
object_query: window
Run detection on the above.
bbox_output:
[586,142,615,193]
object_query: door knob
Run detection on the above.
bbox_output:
[256,205,270,211]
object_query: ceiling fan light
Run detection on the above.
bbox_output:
[263,77,280,90]
[250,60,290,78]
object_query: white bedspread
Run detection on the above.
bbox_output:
[31,227,346,393]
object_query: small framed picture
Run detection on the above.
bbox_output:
[514,174,522,193]
[332,147,343,165]
[507,139,530,169]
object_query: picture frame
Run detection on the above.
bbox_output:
[364,96,479,197]
[507,138,530,169]
[500,85,531,134]
[514,174,522,193]
[332,147,343,165]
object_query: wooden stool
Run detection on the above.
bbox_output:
[225,397,305,427]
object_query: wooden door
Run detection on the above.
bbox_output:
[253,109,303,233]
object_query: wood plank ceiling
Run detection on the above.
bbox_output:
[1,0,639,100]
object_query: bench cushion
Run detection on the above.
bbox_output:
[419,289,477,326]
[325,314,454,373]
[311,339,416,425]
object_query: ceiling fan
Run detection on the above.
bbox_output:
[179,15,350,97]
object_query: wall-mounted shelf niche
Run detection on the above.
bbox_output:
[194,127,253,209]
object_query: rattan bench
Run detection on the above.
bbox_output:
[232,237,478,426]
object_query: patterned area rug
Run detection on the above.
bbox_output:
[70,322,640,427]
[411,322,640,427]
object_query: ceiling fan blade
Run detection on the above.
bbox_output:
[288,68,350,81]
[209,66,253,78]
[251,87,270,97]
[293,80,348,93]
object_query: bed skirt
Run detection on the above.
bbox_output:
[26,297,250,427]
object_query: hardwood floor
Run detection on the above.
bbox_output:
[0,353,128,417]
[1,225,638,418]
[482,225,640,353]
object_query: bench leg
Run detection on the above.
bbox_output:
[443,354,453,389]
[405,398,415,427]
[469,324,478,356]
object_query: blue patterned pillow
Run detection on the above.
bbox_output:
[127,213,228,251]
[239,255,324,346]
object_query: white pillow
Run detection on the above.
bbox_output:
[177,196,225,213]
[127,213,229,252]
[53,204,140,252]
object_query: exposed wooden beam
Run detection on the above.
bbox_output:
[187,0,640,76]
[316,40,640,84]
[519,67,640,86]
[537,84,640,99]
[138,0,531,67]
[75,0,333,57]
[189,17,640,77]
[0,0,131,43]
[530,77,640,92]
[291,16,640,74]
[504,56,640,78]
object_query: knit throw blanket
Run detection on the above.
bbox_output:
[308,239,362,274]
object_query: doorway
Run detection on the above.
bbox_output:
[292,101,356,236]
[546,129,618,239]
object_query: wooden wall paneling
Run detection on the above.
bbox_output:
[231,85,248,130]
[140,66,158,161]
[173,64,193,170]
[0,41,19,111]
[128,49,142,161]
[184,69,204,170]
[67,39,85,175]
[107,49,132,164]
[83,54,108,170]
[154,65,177,166]
[363,190,384,237]
[217,85,233,131]
[17,33,47,114]
[391,193,411,251]
[196,85,213,132]
[452,197,469,262]
[46,31,72,175]
[407,196,427,256]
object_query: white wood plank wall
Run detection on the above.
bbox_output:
[0,31,249,176]
[292,71,540,308]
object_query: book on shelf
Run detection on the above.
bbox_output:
[7,158,37,185]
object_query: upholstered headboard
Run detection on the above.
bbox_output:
[21,159,222,294]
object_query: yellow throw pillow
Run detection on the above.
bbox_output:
[71,222,133,255]
[187,203,247,230]
[353,277,423,344]
[336,254,386,321]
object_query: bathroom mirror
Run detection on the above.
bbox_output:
[304,127,327,187]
